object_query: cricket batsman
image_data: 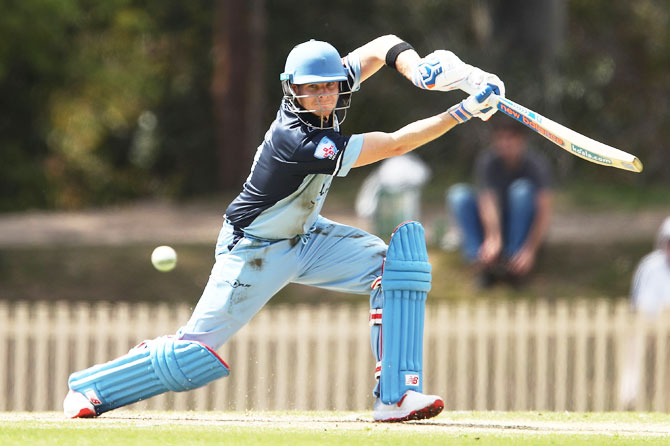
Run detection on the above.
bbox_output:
[64,35,504,422]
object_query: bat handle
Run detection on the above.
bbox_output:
[475,85,495,103]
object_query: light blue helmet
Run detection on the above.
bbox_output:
[280,39,353,129]
[280,40,348,84]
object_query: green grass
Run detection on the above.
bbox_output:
[1,411,670,446]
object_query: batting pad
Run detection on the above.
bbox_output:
[68,337,229,415]
[379,221,432,404]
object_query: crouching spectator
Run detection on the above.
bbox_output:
[447,117,553,287]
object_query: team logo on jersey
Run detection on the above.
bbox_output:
[314,136,338,160]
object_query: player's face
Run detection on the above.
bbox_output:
[293,82,340,118]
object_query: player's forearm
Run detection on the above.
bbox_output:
[353,111,457,167]
[390,110,459,152]
[395,45,421,81]
[355,35,420,83]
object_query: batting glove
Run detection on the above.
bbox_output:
[413,50,505,122]
[412,50,470,91]
[458,68,505,121]
[447,85,496,124]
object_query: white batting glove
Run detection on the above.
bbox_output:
[447,86,496,124]
[458,68,505,121]
[412,50,470,91]
[413,50,505,121]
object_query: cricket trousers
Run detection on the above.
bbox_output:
[176,215,387,351]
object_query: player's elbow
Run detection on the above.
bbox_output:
[387,132,415,156]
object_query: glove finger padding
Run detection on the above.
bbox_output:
[447,85,496,124]
[460,71,505,121]
[474,75,504,121]
[476,81,502,121]
[460,68,505,97]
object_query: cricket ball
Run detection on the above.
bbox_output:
[151,245,178,272]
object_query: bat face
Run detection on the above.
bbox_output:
[492,96,643,173]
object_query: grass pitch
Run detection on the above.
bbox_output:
[2,411,670,446]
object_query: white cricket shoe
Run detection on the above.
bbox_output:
[63,390,97,418]
[373,390,444,422]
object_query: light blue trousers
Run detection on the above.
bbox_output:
[177,216,386,352]
[447,179,536,262]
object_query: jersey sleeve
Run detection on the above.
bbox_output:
[336,134,363,177]
[343,52,362,92]
[281,129,360,177]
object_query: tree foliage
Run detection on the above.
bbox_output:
[0,0,667,210]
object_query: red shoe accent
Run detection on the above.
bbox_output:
[396,394,408,407]
[386,398,444,423]
[72,407,96,418]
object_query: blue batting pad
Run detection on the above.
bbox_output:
[68,337,230,415]
[379,221,432,404]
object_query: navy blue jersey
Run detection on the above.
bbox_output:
[225,54,363,240]
[475,147,553,204]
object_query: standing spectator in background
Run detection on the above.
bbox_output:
[447,117,553,287]
[355,153,431,237]
[619,217,670,408]
[630,217,670,314]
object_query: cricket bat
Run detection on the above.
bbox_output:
[488,95,643,173]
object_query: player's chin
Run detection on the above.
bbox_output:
[318,103,336,115]
[315,110,334,119]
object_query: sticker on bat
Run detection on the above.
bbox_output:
[570,144,613,165]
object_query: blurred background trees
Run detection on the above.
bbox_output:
[1,0,667,211]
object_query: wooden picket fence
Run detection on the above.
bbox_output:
[0,299,668,413]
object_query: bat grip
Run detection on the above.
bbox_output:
[475,85,494,103]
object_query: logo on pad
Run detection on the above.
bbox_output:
[85,389,102,406]
[314,136,338,160]
[405,374,420,386]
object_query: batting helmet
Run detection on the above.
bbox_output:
[280,40,348,85]
[280,39,353,129]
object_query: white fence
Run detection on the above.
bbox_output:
[0,299,668,413]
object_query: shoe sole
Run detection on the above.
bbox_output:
[376,399,444,423]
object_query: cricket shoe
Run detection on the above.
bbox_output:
[373,390,444,422]
[63,390,97,418]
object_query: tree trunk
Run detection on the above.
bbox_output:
[212,0,266,191]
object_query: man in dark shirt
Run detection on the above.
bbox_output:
[448,117,553,286]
